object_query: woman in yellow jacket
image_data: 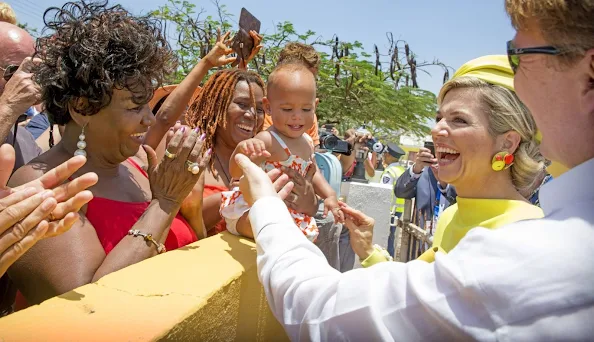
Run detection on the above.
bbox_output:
[355,55,546,267]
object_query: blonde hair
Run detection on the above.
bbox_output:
[0,3,16,24]
[438,76,545,195]
[505,0,594,64]
[278,42,320,72]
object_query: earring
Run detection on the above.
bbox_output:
[491,151,514,171]
[74,124,87,157]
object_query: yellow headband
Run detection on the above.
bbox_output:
[447,55,548,143]
[449,55,515,91]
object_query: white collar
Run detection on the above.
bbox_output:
[539,158,594,215]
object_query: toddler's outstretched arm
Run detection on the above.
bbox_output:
[310,157,345,223]
[229,137,271,180]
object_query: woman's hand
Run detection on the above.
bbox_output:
[0,144,97,277]
[204,29,237,68]
[281,163,318,217]
[339,202,375,261]
[238,30,264,69]
[323,196,345,223]
[143,127,211,207]
[2,146,97,237]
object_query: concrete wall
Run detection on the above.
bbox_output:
[0,233,288,341]
[341,181,393,268]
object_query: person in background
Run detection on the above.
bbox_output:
[25,112,51,140]
[0,23,42,172]
[526,164,553,207]
[0,3,16,24]
[341,128,376,180]
[379,142,406,257]
[320,124,339,137]
[365,152,382,183]
[395,143,456,235]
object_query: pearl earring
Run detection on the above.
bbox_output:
[74,124,87,157]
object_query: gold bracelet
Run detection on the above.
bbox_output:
[127,229,166,254]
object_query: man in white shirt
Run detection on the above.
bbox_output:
[237,1,594,340]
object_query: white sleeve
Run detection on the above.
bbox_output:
[409,165,422,179]
[439,183,450,194]
[249,197,490,341]
[249,196,592,341]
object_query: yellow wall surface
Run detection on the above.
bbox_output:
[400,145,420,160]
[0,232,289,342]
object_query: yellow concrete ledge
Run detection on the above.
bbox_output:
[0,232,289,341]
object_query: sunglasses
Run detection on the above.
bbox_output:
[506,40,562,74]
[1,64,19,82]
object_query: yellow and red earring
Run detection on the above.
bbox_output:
[491,151,514,171]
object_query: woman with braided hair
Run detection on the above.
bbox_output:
[184,69,267,235]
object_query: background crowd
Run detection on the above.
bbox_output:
[0,0,592,341]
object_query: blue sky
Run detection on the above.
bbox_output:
[10,0,515,95]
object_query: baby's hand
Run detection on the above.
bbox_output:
[324,196,345,224]
[237,138,271,161]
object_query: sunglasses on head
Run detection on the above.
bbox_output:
[506,40,562,74]
[1,64,19,82]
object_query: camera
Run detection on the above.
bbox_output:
[366,138,384,154]
[319,130,352,155]
[354,127,383,153]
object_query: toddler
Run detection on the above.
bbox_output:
[220,62,343,241]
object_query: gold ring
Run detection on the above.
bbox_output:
[186,161,200,175]
[48,212,56,221]
[164,149,176,159]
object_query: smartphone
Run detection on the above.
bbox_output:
[232,8,261,64]
[424,141,435,156]
[325,124,335,132]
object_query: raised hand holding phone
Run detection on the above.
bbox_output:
[232,8,262,68]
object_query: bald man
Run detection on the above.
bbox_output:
[0,22,41,172]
